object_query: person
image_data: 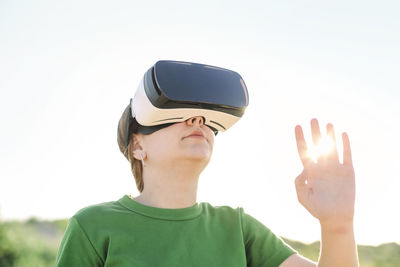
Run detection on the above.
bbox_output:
[55,61,359,266]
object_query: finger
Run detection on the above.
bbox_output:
[342,132,353,166]
[295,169,307,188]
[295,125,313,167]
[295,170,312,206]
[326,123,339,162]
[311,118,322,148]
[295,169,312,189]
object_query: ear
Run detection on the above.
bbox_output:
[132,133,147,161]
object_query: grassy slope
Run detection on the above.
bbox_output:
[0,218,399,267]
[282,237,400,267]
[1,218,67,267]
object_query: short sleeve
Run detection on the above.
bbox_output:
[240,208,297,267]
[55,216,104,267]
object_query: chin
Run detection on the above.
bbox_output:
[184,148,212,162]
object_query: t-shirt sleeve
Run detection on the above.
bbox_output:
[55,216,104,267]
[240,207,297,267]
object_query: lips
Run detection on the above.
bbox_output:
[185,130,206,139]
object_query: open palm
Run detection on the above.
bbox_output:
[294,119,356,226]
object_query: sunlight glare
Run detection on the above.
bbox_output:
[307,136,335,162]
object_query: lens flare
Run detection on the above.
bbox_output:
[307,136,335,162]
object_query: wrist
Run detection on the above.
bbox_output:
[320,220,354,235]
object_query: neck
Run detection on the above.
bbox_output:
[133,159,205,209]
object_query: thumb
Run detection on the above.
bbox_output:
[295,169,312,207]
[295,169,310,189]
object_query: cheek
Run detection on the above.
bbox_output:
[145,131,179,155]
[204,128,215,147]
[209,136,215,150]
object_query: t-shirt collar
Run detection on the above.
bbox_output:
[118,194,202,221]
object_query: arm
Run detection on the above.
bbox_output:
[280,222,357,267]
[280,119,359,267]
[55,216,104,267]
[241,209,298,266]
[317,222,358,266]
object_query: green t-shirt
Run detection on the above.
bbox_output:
[55,195,296,266]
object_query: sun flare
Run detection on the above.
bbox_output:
[307,136,335,162]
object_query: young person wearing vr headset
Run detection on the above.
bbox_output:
[55,61,358,266]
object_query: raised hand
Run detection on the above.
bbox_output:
[294,118,356,228]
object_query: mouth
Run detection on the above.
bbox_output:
[187,135,205,139]
[184,130,206,140]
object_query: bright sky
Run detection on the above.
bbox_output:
[1,0,399,246]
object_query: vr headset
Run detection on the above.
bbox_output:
[122,60,249,148]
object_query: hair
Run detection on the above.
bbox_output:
[127,134,144,193]
[117,104,145,193]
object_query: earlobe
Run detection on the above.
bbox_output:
[133,151,147,161]
[132,134,146,161]
[132,151,147,167]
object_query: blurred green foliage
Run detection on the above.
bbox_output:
[0,218,399,266]
[0,222,17,267]
[0,217,67,267]
[283,237,400,267]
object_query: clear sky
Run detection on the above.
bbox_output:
[1,0,399,246]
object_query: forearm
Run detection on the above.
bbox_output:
[317,221,359,267]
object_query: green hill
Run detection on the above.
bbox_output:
[282,237,400,267]
[0,218,399,266]
[0,218,67,267]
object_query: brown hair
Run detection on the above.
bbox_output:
[127,134,144,193]
[117,104,144,193]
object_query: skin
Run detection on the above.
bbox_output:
[280,118,358,267]
[131,116,358,266]
[131,116,214,209]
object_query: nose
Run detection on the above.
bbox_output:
[186,116,205,126]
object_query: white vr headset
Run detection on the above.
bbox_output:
[123,60,249,148]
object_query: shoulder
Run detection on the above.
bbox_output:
[205,205,269,235]
[200,202,241,212]
[75,199,120,216]
[200,203,262,223]
[71,198,125,226]
[200,202,244,220]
